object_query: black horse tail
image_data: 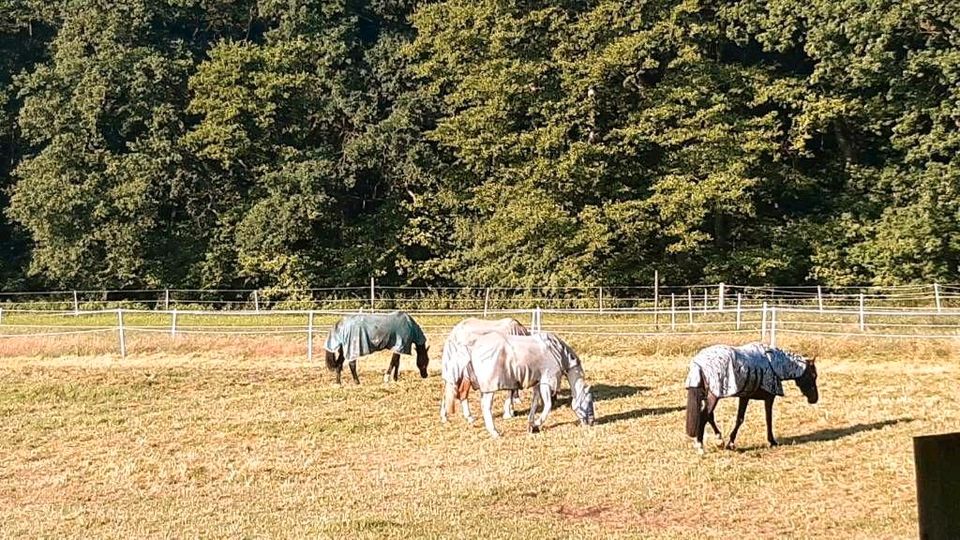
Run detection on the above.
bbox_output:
[685,387,703,438]
[324,349,339,370]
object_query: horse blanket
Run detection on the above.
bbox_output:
[324,311,426,361]
[467,332,581,394]
[684,342,807,398]
[441,318,530,386]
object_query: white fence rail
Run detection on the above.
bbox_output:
[0,303,958,359]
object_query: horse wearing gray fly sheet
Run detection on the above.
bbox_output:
[440,317,530,424]
[466,332,595,438]
[685,342,819,453]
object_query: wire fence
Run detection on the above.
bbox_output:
[1,282,959,312]
[0,300,958,359]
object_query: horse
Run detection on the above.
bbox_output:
[440,317,530,424]
[464,331,595,438]
[684,342,818,454]
[323,311,430,384]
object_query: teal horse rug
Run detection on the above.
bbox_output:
[324,311,426,360]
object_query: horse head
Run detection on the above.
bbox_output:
[416,344,430,379]
[572,384,596,426]
[796,356,819,404]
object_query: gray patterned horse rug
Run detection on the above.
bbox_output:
[465,332,595,438]
[324,311,429,385]
[684,342,819,453]
[440,317,530,424]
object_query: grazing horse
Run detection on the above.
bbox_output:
[323,311,429,384]
[684,342,818,454]
[465,332,595,438]
[440,317,530,424]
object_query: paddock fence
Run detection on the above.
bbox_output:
[0,283,958,359]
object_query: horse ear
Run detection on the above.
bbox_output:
[810,355,817,364]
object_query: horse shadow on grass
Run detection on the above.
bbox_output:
[596,406,686,426]
[738,417,915,450]
[591,384,651,402]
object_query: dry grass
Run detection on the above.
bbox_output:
[1,337,957,539]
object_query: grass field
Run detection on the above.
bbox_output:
[1,335,956,539]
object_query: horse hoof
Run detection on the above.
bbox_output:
[528,425,541,434]
[503,412,514,419]
[697,446,705,456]
[714,437,725,448]
[769,440,779,447]
[725,442,737,451]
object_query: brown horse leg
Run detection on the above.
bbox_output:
[726,397,750,449]
[384,353,400,382]
[335,350,345,384]
[349,359,360,384]
[707,411,723,446]
[696,393,719,453]
[764,396,778,446]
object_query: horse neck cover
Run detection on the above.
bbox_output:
[324,311,425,360]
[684,342,806,398]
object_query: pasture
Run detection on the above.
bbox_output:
[1,330,956,538]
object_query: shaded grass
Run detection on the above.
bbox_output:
[0,346,957,538]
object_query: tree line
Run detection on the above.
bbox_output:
[0,0,957,291]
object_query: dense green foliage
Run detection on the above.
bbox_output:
[0,0,957,289]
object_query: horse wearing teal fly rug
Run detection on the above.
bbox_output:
[685,342,819,453]
[324,311,430,384]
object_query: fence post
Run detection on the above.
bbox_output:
[914,432,960,540]
[484,287,490,317]
[653,270,659,328]
[770,306,777,348]
[599,286,604,314]
[817,285,824,313]
[670,293,676,331]
[73,290,79,314]
[117,308,126,358]
[370,277,375,311]
[253,290,260,312]
[761,301,768,342]
[718,283,725,312]
[859,293,866,332]
[703,288,708,313]
[171,308,177,338]
[934,283,941,313]
[307,311,314,362]
[688,289,694,324]
[164,288,170,311]
[0,307,3,326]
[736,293,742,330]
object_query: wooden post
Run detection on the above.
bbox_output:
[702,288,708,313]
[370,277,375,311]
[117,309,126,358]
[599,286,604,314]
[770,306,777,348]
[914,432,960,540]
[73,290,79,314]
[817,285,824,313]
[860,293,866,332]
[761,301,768,342]
[164,288,170,311]
[670,293,676,330]
[718,283,725,312]
[0,307,3,326]
[307,311,314,362]
[253,290,260,312]
[484,287,490,317]
[934,283,941,313]
[688,289,694,324]
[171,309,177,338]
[736,293,742,330]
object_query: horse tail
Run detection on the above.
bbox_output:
[684,365,704,438]
[324,349,340,370]
[685,387,702,438]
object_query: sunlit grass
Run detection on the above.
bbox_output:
[0,341,955,538]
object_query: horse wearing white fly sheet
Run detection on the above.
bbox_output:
[440,317,530,424]
[465,332,595,438]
